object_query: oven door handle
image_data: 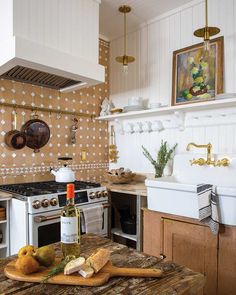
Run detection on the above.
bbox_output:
[34,214,60,223]
[34,203,110,223]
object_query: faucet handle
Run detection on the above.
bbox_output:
[189,158,206,166]
[216,158,230,167]
[197,158,206,166]
[189,158,195,166]
[221,158,230,166]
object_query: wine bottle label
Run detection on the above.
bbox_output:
[61,216,78,243]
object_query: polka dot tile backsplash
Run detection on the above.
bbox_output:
[0,39,109,184]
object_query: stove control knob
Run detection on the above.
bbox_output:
[50,198,58,206]
[41,199,49,208]
[89,192,96,199]
[96,191,102,198]
[102,190,108,198]
[32,200,41,209]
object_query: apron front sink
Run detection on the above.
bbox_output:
[145,154,236,226]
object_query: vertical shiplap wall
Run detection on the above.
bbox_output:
[12,0,99,63]
[109,0,236,173]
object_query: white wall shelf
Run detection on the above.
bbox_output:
[97,98,236,121]
[0,194,11,258]
[111,227,137,242]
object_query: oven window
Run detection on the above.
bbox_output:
[58,191,88,207]
[38,222,60,247]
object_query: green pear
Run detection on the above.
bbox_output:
[34,245,55,267]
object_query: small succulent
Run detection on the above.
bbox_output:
[142,141,177,178]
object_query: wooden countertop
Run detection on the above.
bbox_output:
[0,234,204,294]
[102,181,147,196]
[0,191,12,200]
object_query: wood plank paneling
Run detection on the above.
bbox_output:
[110,0,236,172]
[10,0,99,63]
[180,7,193,48]
[218,225,236,295]
[163,218,217,295]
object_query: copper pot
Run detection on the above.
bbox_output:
[4,112,26,150]
[21,115,50,153]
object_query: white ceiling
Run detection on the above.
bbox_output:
[100,0,193,40]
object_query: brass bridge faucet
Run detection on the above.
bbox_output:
[186,142,230,167]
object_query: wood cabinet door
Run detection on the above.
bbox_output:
[143,210,162,257]
[218,225,236,295]
[163,218,217,295]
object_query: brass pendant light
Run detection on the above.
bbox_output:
[194,0,220,53]
[115,5,135,73]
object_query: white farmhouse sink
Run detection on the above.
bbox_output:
[145,154,236,226]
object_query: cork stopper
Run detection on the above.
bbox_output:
[67,183,74,199]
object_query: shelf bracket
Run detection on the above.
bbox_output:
[174,111,185,131]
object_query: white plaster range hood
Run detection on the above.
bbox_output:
[0,0,105,92]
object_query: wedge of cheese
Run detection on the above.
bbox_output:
[78,264,94,278]
[86,248,110,273]
[64,257,85,275]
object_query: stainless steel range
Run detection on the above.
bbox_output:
[0,181,108,255]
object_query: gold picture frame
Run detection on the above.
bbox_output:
[171,36,224,106]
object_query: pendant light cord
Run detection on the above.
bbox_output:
[124,11,126,56]
[205,0,208,28]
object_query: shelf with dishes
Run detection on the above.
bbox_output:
[97,97,236,122]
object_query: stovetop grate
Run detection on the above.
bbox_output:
[0,181,101,196]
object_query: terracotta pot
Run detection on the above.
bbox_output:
[189,85,207,96]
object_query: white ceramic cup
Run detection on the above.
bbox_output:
[133,122,143,133]
[142,121,152,132]
[124,122,134,134]
[128,96,143,106]
[151,120,164,132]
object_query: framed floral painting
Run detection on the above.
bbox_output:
[171,36,224,106]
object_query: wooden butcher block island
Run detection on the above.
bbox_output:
[0,234,204,294]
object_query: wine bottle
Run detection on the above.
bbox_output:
[61,183,80,257]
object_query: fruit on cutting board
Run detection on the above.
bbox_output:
[18,245,36,258]
[15,255,40,275]
[15,244,56,275]
[33,245,55,267]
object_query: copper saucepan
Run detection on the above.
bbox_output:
[21,114,50,153]
[4,111,27,150]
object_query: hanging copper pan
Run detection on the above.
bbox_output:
[5,111,26,150]
[21,115,50,153]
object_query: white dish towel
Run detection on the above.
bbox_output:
[197,184,219,235]
[81,204,104,235]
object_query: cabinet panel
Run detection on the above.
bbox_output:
[218,225,236,295]
[143,210,162,257]
[0,198,10,258]
[143,209,236,295]
[163,218,217,295]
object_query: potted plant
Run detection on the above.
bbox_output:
[142,141,177,178]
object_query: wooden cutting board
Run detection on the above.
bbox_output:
[4,259,163,287]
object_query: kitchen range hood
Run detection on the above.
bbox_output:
[0,0,104,92]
